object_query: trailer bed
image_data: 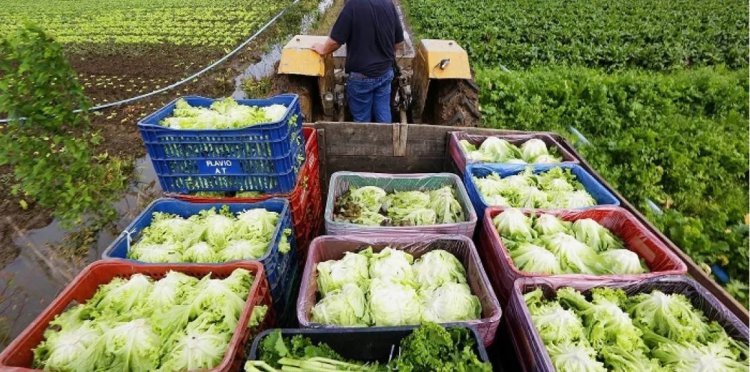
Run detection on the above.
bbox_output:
[308,121,748,323]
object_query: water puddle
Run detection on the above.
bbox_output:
[1,156,160,348]
[232,0,335,100]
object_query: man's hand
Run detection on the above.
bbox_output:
[311,42,327,55]
[311,37,341,56]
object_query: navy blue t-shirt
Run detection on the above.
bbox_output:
[330,0,405,77]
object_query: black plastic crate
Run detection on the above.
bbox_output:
[247,326,490,365]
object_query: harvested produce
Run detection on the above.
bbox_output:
[460,137,561,164]
[245,328,375,371]
[524,287,749,371]
[128,205,291,263]
[244,323,491,371]
[311,248,481,326]
[473,166,596,209]
[160,98,287,129]
[493,208,647,275]
[334,186,465,226]
[33,269,256,371]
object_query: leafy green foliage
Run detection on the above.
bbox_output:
[33,269,255,371]
[334,185,466,226]
[129,206,283,263]
[403,0,748,305]
[0,25,127,226]
[162,98,287,129]
[493,209,648,275]
[0,0,290,48]
[256,330,347,369]
[473,167,597,209]
[525,287,749,371]
[311,248,481,327]
[248,324,492,371]
[477,66,749,297]
[404,0,748,71]
[392,323,492,372]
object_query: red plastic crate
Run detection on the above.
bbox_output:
[0,261,273,372]
[479,206,688,303]
[169,127,322,258]
[297,235,502,346]
[448,131,579,176]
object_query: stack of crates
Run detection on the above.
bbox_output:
[448,131,749,370]
[138,94,305,194]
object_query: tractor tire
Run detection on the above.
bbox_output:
[270,74,315,122]
[431,79,481,127]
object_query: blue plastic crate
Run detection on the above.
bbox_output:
[464,163,620,218]
[138,95,305,194]
[275,264,301,327]
[102,198,297,306]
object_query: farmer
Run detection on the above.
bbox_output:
[312,0,404,123]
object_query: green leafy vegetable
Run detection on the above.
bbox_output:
[412,250,467,289]
[33,269,255,371]
[128,206,283,263]
[421,283,481,323]
[533,213,571,236]
[162,98,286,130]
[525,290,586,345]
[316,249,371,295]
[334,185,466,227]
[525,286,749,372]
[626,290,711,344]
[368,279,422,326]
[543,233,605,274]
[311,283,371,326]
[510,242,562,274]
[460,136,561,164]
[247,324,491,371]
[494,209,648,275]
[392,323,492,371]
[368,247,415,282]
[598,249,647,275]
[248,305,268,330]
[547,342,606,372]
[571,219,624,252]
[493,208,535,241]
[312,248,480,327]
[247,330,373,371]
[474,167,596,209]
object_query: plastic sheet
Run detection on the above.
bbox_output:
[296,234,501,346]
[464,163,620,219]
[325,172,477,237]
[167,127,322,258]
[246,326,490,364]
[478,206,688,303]
[506,275,750,372]
[0,261,273,372]
[448,131,579,177]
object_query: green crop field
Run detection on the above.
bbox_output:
[0,0,288,48]
[404,0,750,304]
[405,0,748,71]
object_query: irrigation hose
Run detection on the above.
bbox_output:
[0,0,302,124]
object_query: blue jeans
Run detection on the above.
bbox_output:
[346,69,394,123]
